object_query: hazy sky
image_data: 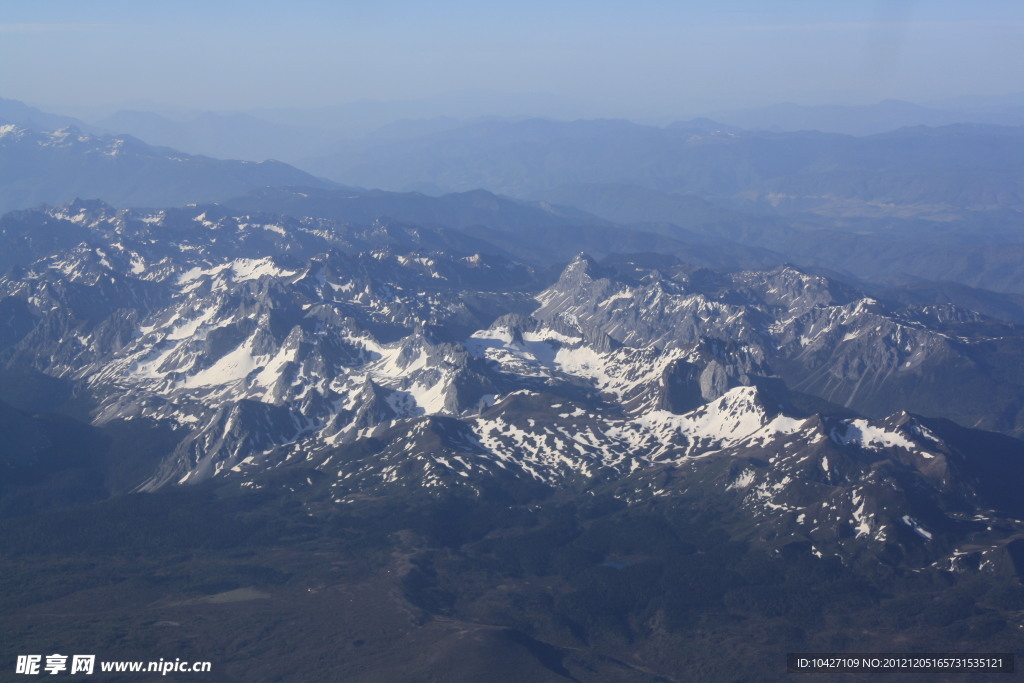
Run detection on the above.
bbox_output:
[3,0,1023,118]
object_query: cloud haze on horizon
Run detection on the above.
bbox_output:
[3,0,1023,120]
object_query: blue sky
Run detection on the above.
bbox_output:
[3,1,1023,118]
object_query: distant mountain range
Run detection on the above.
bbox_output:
[91,109,340,164]
[0,124,334,213]
[8,94,1024,220]
[704,97,1024,136]
[301,118,1024,216]
[0,97,92,134]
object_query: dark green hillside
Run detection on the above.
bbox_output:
[2,484,1022,682]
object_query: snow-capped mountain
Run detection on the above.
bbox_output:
[4,200,1024,567]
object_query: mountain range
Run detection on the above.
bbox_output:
[0,123,334,214]
[4,200,1024,565]
[4,99,1024,680]
[302,118,1024,215]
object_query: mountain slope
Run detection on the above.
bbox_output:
[0,124,336,213]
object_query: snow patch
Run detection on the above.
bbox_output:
[726,468,756,490]
[901,515,933,540]
[833,419,916,451]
